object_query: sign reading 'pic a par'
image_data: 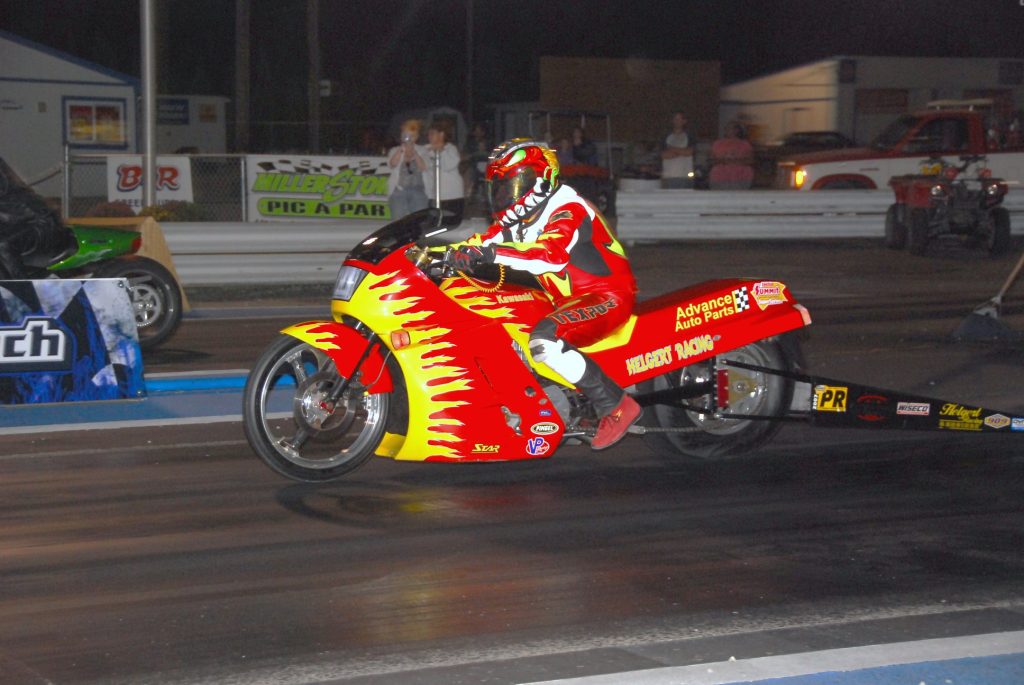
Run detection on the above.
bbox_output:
[246,155,393,221]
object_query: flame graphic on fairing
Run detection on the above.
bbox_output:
[365,272,501,460]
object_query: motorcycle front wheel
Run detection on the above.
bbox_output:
[639,337,796,461]
[93,256,182,350]
[243,334,391,482]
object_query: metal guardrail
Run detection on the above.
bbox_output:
[160,190,1024,286]
[162,218,486,285]
[615,189,1024,240]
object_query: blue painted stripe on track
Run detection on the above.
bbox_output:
[525,631,1024,685]
[145,375,248,393]
[731,653,1024,685]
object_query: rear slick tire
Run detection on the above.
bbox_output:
[638,337,796,461]
[242,334,390,482]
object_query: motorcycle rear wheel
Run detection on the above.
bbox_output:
[92,256,182,350]
[243,334,391,482]
[639,337,796,461]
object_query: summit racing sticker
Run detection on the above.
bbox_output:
[751,281,787,310]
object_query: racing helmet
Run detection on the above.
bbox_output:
[485,139,560,224]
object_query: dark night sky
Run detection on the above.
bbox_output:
[2,0,1023,126]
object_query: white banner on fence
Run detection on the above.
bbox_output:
[245,155,392,222]
[106,155,194,211]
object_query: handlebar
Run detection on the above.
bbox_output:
[406,243,508,292]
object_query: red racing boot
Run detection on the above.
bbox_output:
[591,393,642,451]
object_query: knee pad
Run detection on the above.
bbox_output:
[529,326,586,384]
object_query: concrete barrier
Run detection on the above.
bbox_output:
[155,191,1024,286]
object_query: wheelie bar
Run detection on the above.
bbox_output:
[720,358,1023,434]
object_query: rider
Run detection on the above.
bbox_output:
[0,158,74,279]
[446,138,641,450]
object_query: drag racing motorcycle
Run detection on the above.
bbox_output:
[242,210,814,482]
[0,157,182,349]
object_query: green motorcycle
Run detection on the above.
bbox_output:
[0,158,182,350]
[47,225,184,350]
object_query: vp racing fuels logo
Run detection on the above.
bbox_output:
[0,318,73,372]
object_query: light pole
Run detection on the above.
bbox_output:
[235,0,250,152]
[466,0,473,126]
[140,0,157,208]
[307,0,320,153]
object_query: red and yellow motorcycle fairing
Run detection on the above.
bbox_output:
[324,252,565,464]
[285,242,809,464]
[583,278,810,387]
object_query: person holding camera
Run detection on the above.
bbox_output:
[387,119,429,220]
[424,121,464,224]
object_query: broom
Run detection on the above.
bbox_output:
[953,249,1024,341]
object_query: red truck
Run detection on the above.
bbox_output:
[779,101,1024,191]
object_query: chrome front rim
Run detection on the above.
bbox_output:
[258,343,387,470]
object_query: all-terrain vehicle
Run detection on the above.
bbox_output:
[885,155,1011,256]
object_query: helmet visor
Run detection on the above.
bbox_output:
[487,166,537,217]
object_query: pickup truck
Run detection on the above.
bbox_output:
[779,107,1024,191]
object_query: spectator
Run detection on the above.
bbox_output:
[709,121,755,190]
[554,136,574,167]
[1007,112,1021,148]
[425,121,465,223]
[661,111,694,188]
[387,119,429,220]
[571,126,598,166]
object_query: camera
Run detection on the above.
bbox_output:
[401,132,414,144]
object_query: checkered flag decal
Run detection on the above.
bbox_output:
[732,286,750,312]
[256,158,390,176]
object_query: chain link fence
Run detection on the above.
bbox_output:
[65,154,247,221]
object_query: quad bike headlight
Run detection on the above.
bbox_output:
[332,265,367,301]
[986,183,1001,196]
[930,184,946,198]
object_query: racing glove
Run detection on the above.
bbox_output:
[446,244,495,272]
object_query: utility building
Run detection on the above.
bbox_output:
[0,29,138,197]
[721,56,1024,145]
[0,29,228,199]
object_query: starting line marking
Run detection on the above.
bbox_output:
[523,630,1024,685]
